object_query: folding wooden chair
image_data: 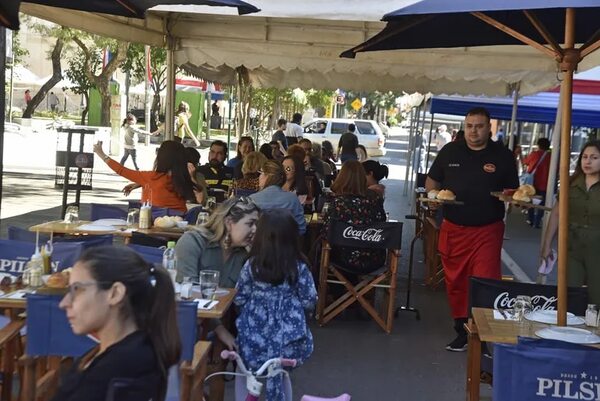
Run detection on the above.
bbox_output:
[0,318,25,401]
[317,220,402,334]
[20,294,97,401]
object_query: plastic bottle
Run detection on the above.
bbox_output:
[24,248,44,288]
[163,241,177,284]
[585,304,598,327]
[139,203,152,229]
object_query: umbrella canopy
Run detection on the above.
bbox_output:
[345,0,600,328]
[0,0,259,30]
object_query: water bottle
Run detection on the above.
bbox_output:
[24,248,44,288]
[163,241,177,284]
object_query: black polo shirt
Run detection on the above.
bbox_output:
[428,140,518,226]
[338,132,358,155]
[197,163,234,202]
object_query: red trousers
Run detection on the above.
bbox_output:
[438,219,503,319]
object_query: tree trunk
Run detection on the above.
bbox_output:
[22,37,64,118]
[151,92,161,132]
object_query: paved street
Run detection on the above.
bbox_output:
[0,124,549,400]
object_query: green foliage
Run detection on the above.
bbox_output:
[10,32,30,66]
[345,90,399,119]
[305,89,335,110]
[64,49,99,95]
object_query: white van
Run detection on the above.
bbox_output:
[302,118,386,157]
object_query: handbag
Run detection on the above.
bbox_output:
[519,151,547,186]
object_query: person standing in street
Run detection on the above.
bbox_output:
[434,124,452,151]
[521,137,551,228]
[48,91,60,113]
[271,118,288,151]
[285,113,303,146]
[337,123,359,163]
[426,107,518,352]
[120,113,158,170]
[24,89,32,105]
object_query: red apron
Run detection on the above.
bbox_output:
[438,219,504,319]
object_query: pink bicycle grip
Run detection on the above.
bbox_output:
[280,358,297,367]
[220,350,238,360]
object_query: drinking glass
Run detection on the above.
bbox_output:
[180,277,193,299]
[321,202,330,216]
[200,270,220,299]
[513,295,533,322]
[126,208,139,228]
[196,212,210,226]
[64,206,79,224]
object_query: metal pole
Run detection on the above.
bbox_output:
[227,86,232,159]
[0,27,6,225]
[424,114,435,169]
[8,31,14,123]
[403,107,417,196]
[144,45,152,145]
[508,82,520,151]
[165,37,176,141]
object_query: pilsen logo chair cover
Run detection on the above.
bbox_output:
[494,337,600,401]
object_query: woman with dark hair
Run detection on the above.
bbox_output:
[175,101,200,147]
[235,209,316,401]
[282,156,308,196]
[227,136,255,175]
[542,140,600,304]
[259,143,274,160]
[184,147,208,205]
[53,246,180,401]
[362,160,389,198]
[250,160,306,234]
[94,140,196,213]
[322,160,386,274]
[175,197,260,349]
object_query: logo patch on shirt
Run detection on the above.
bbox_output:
[448,163,460,167]
[483,163,496,173]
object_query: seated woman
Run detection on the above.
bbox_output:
[228,136,255,178]
[282,155,309,204]
[94,140,196,213]
[175,197,260,349]
[185,147,208,205]
[249,160,307,235]
[53,246,180,401]
[362,160,389,199]
[232,151,267,196]
[322,160,386,274]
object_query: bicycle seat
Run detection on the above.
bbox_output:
[301,394,351,401]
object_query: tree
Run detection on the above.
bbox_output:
[22,36,64,118]
[306,89,335,112]
[122,44,170,130]
[64,49,99,125]
[345,90,398,120]
[72,35,129,126]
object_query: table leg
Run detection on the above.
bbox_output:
[466,319,481,401]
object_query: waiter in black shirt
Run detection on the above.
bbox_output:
[197,140,234,203]
[426,107,518,352]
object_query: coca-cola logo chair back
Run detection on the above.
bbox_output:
[468,277,589,317]
[327,220,403,250]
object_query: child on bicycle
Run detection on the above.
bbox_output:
[235,209,317,401]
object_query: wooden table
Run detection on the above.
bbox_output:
[29,220,192,243]
[465,307,599,401]
[0,287,236,321]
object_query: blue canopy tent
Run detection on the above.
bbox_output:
[431,91,600,128]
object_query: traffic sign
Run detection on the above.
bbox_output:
[335,95,345,105]
[351,98,363,111]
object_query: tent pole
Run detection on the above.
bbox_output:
[165,36,176,141]
[144,45,152,144]
[411,99,429,195]
[0,27,6,227]
[508,82,520,151]
[425,113,434,169]
[403,107,418,196]
[557,8,577,327]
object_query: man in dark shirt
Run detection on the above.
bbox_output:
[197,140,234,203]
[337,123,359,163]
[271,118,288,150]
[426,107,518,352]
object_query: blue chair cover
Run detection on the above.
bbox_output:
[177,301,198,362]
[26,294,96,357]
[151,207,184,220]
[233,188,257,198]
[493,337,600,401]
[0,239,36,277]
[8,226,50,243]
[127,244,164,265]
[90,203,128,221]
[183,206,207,225]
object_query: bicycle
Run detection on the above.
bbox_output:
[205,350,351,401]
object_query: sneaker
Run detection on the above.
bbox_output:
[446,333,468,352]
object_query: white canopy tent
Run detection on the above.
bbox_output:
[18,0,600,96]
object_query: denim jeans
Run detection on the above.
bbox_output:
[527,191,546,228]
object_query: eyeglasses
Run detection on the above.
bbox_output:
[64,281,111,301]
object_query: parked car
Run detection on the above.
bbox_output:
[302,118,386,157]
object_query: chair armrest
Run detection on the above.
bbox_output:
[390,249,401,258]
[180,341,211,375]
[0,320,25,346]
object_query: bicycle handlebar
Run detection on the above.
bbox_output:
[220,350,297,375]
